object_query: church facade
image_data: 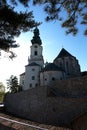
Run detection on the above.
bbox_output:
[20,28,81,90]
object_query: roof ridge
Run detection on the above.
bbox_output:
[54,48,74,60]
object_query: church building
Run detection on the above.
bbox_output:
[20,27,81,90]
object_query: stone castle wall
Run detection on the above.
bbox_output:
[48,75,87,97]
[4,76,87,127]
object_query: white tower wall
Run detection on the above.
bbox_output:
[24,65,41,90]
[23,27,44,90]
[29,44,44,67]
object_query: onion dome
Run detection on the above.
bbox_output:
[31,27,42,45]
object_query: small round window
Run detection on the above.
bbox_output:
[35,45,37,48]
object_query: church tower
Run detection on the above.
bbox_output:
[28,27,44,66]
[23,27,44,90]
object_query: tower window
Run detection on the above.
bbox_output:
[34,51,37,55]
[35,45,37,48]
[32,68,35,71]
[32,76,35,80]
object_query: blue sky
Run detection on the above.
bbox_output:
[0,2,87,87]
[32,4,87,71]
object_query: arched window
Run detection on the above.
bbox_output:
[66,61,68,69]
[66,61,69,73]
[32,76,35,80]
[34,45,37,48]
[32,68,35,71]
[34,51,37,55]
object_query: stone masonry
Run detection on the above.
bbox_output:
[4,76,87,127]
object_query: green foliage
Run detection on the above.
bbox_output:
[32,0,87,36]
[0,5,36,47]
[7,75,22,93]
[0,0,87,55]
[0,0,39,58]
